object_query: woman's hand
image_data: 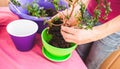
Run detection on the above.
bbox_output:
[49,3,81,26]
[61,15,120,45]
[61,25,104,45]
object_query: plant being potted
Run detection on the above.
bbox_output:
[9,0,68,33]
[41,0,112,62]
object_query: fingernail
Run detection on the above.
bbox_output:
[61,25,64,28]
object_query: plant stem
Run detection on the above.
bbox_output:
[63,0,79,26]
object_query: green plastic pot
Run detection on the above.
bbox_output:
[41,28,77,62]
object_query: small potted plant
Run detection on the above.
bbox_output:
[9,0,68,33]
[41,0,112,62]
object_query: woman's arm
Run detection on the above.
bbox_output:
[93,15,120,41]
[61,15,120,44]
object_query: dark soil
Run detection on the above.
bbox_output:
[48,18,71,48]
[45,8,58,17]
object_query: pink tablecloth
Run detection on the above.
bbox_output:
[0,7,87,69]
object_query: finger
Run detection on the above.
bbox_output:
[64,38,75,43]
[61,30,76,42]
[61,26,78,34]
[61,30,86,44]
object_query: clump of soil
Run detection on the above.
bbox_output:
[48,18,71,48]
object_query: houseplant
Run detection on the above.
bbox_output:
[41,0,112,62]
[9,0,68,33]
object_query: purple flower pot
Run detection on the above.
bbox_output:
[9,0,68,33]
[6,19,38,51]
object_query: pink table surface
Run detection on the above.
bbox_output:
[0,7,87,69]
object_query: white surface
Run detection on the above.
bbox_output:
[6,19,38,37]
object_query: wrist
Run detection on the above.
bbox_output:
[92,24,109,41]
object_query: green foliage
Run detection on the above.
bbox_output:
[27,2,47,17]
[65,15,70,20]
[103,0,112,20]
[77,0,112,29]
[79,2,86,18]
[53,0,60,10]
[10,0,21,6]
[48,0,60,10]
[11,0,48,18]
[48,0,67,11]
[53,16,60,22]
